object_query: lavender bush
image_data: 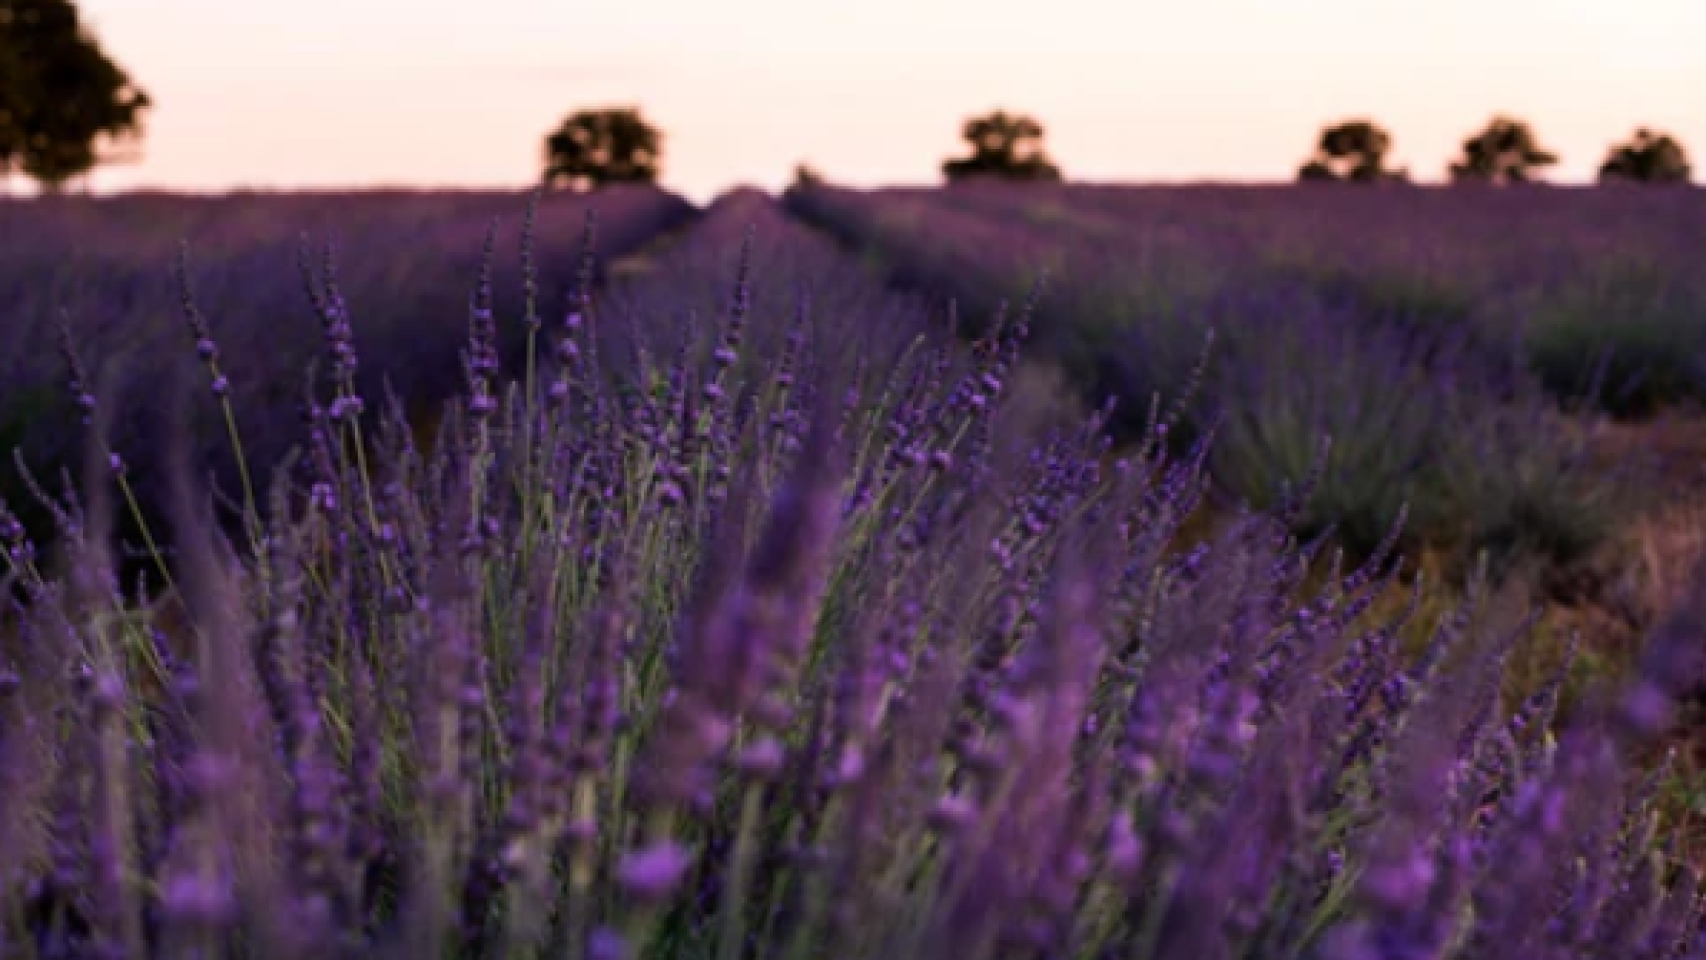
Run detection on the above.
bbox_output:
[0,189,1702,960]
[1522,257,1706,418]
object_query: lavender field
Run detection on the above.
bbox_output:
[790,183,1706,541]
[0,186,695,549]
[789,181,1706,664]
[2,183,1706,958]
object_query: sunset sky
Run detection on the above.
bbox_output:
[65,0,1706,204]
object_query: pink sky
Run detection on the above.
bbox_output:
[57,0,1706,204]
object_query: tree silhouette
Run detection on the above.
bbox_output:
[791,162,825,190]
[1449,115,1558,184]
[942,110,1062,183]
[1296,119,1406,183]
[1598,128,1692,184]
[542,107,662,192]
[0,0,152,192]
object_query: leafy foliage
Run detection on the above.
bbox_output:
[942,110,1062,183]
[542,107,663,192]
[1449,115,1559,184]
[0,0,152,191]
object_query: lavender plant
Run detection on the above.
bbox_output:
[0,189,1700,960]
[1522,257,1706,418]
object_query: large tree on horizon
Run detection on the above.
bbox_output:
[942,110,1062,183]
[1297,119,1407,183]
[1448,115,1558,184]
[542,107,663,192]
[1598,127,1692,184]
[0,0,152,192]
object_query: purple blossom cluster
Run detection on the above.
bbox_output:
[0,187,1701,959]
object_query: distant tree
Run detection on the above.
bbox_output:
[542,106,662,192]
[791,162,825,190]
[0,0,152,192]
[942,110,1062,183]
[1449,115,1558,184]
[1296,119,1407,183]
[1598,127,1692,184]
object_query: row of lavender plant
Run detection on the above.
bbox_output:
[863,180,1706,419]
[0,185,696,575]
[0,187,1700,959]
[784,182,1627,575]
